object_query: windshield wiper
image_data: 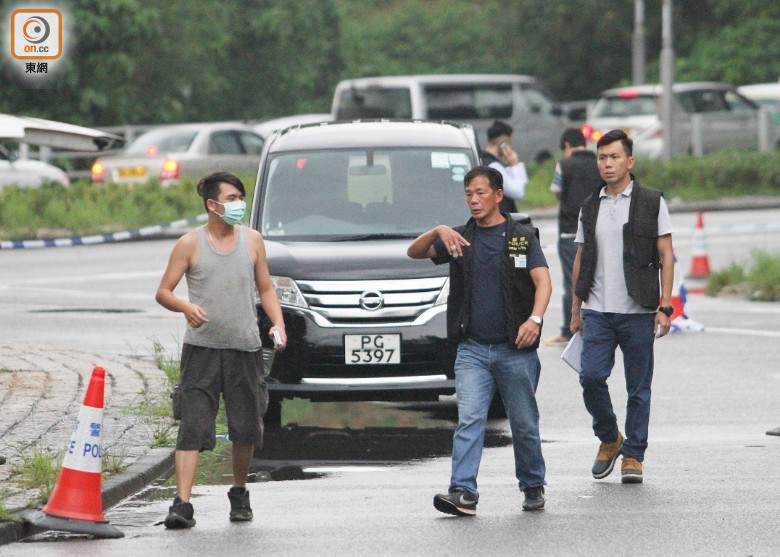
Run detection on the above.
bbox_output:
[328,233,418,242]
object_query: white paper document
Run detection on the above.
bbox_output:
[561,331,583,373]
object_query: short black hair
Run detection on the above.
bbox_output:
[560,127,586,150]
[196,171,246,210]
[487,120,513,142]
[596,129,633,157]
[464,165,503,191]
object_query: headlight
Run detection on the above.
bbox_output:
[271,275,308,308]
[434,278,449,306]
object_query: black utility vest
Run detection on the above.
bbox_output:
[575,179,663,310]
[558,150,602,235]
[440,215,540,351]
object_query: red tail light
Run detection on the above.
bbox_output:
[160,160,180,181]
[91,161,105,183]
[618,90,639,99]
[582,124,592,139]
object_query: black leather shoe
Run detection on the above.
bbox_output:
[522,486,545,511]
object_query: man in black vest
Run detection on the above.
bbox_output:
[571,130,674,484]
[544,128,602,346]
[408,165,552,515]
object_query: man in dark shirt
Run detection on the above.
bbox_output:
[544,128,602,346]
[407,165,552,515]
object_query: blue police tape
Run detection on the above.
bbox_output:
[0,213,208,250]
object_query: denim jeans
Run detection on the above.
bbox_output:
[557,236,578,337]
[579,310,655,461]
[449,340,546,499]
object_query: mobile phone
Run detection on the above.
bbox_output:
[271,330,282,347]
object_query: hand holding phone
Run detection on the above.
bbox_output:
[271,330,282,347]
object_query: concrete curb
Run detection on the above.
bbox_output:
[0,448,175,546]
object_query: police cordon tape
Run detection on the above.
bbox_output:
[0,213,208,250]
[2,214,780,250]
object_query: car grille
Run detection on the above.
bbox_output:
[297,277,446,325]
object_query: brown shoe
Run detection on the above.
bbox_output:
[591,431,623,479]
[621,457,643,484]
[543,334,571,347]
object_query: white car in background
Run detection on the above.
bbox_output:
[738,80,780,122]
[0,144,69,190]
[582,82,770,158]
[0,113,120,190]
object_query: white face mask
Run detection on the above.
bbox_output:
[213,200,246,225]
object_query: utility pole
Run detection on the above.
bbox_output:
[632,0,646,85]
[660,0,675,161]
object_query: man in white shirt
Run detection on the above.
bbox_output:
[570,130,674,485]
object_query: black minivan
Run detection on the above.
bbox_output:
[249,120,481,424]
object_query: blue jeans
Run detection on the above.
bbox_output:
[557,236,578,337]
[579,310,655,461]
[449,340,546,499]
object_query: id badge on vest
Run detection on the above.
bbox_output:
[508,235,529,268]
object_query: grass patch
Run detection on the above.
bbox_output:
[0,500,17,522]
[707,250,780,301]
[9,446,63,504]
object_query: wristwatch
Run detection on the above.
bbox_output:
[529,315,543,326]
[657,306,673,317]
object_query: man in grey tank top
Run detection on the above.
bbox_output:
[156,171,286,529]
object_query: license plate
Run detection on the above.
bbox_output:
[344,334,401,364]
[118,167,148,178]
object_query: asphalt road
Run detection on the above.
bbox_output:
[1,207,779,555]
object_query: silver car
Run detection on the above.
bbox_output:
[583,82,770,158]
[91,122,264,185]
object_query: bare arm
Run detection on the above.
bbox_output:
[155,232,210,328]
[654,233,675,338]
[407,225,469,259]
[570,244,584,335]
[247,228,287,350]
[515,265,553,348]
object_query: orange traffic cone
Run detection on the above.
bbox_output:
[30,367,124,538]
[666,252,704,333]
[687,211,711,279]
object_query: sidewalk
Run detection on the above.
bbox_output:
[0,343,175,545]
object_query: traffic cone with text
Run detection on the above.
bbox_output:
[30,366,124,538]
[687,211,711,291]
[669,252,704,333]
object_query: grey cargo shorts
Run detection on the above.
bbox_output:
[175,343,268,451]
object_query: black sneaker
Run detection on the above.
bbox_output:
[164,496,196,529]
[228,487,253,522]
[522,486,545,511]
[433,489,477,517]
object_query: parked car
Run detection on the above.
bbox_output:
[738,80,780,122]
[0,143,69,190]
[331,74,566,162]
[0,113,120,190]
[582,82,774,158]
[90,122,264,185]
[250,120,486,424]
[252,113,333,139]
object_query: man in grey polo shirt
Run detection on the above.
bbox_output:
[570,129,674,484]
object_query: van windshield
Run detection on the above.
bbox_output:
[259,148,474,239]
[335,87,412,119]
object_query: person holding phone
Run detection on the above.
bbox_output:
[481,120,529,214]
